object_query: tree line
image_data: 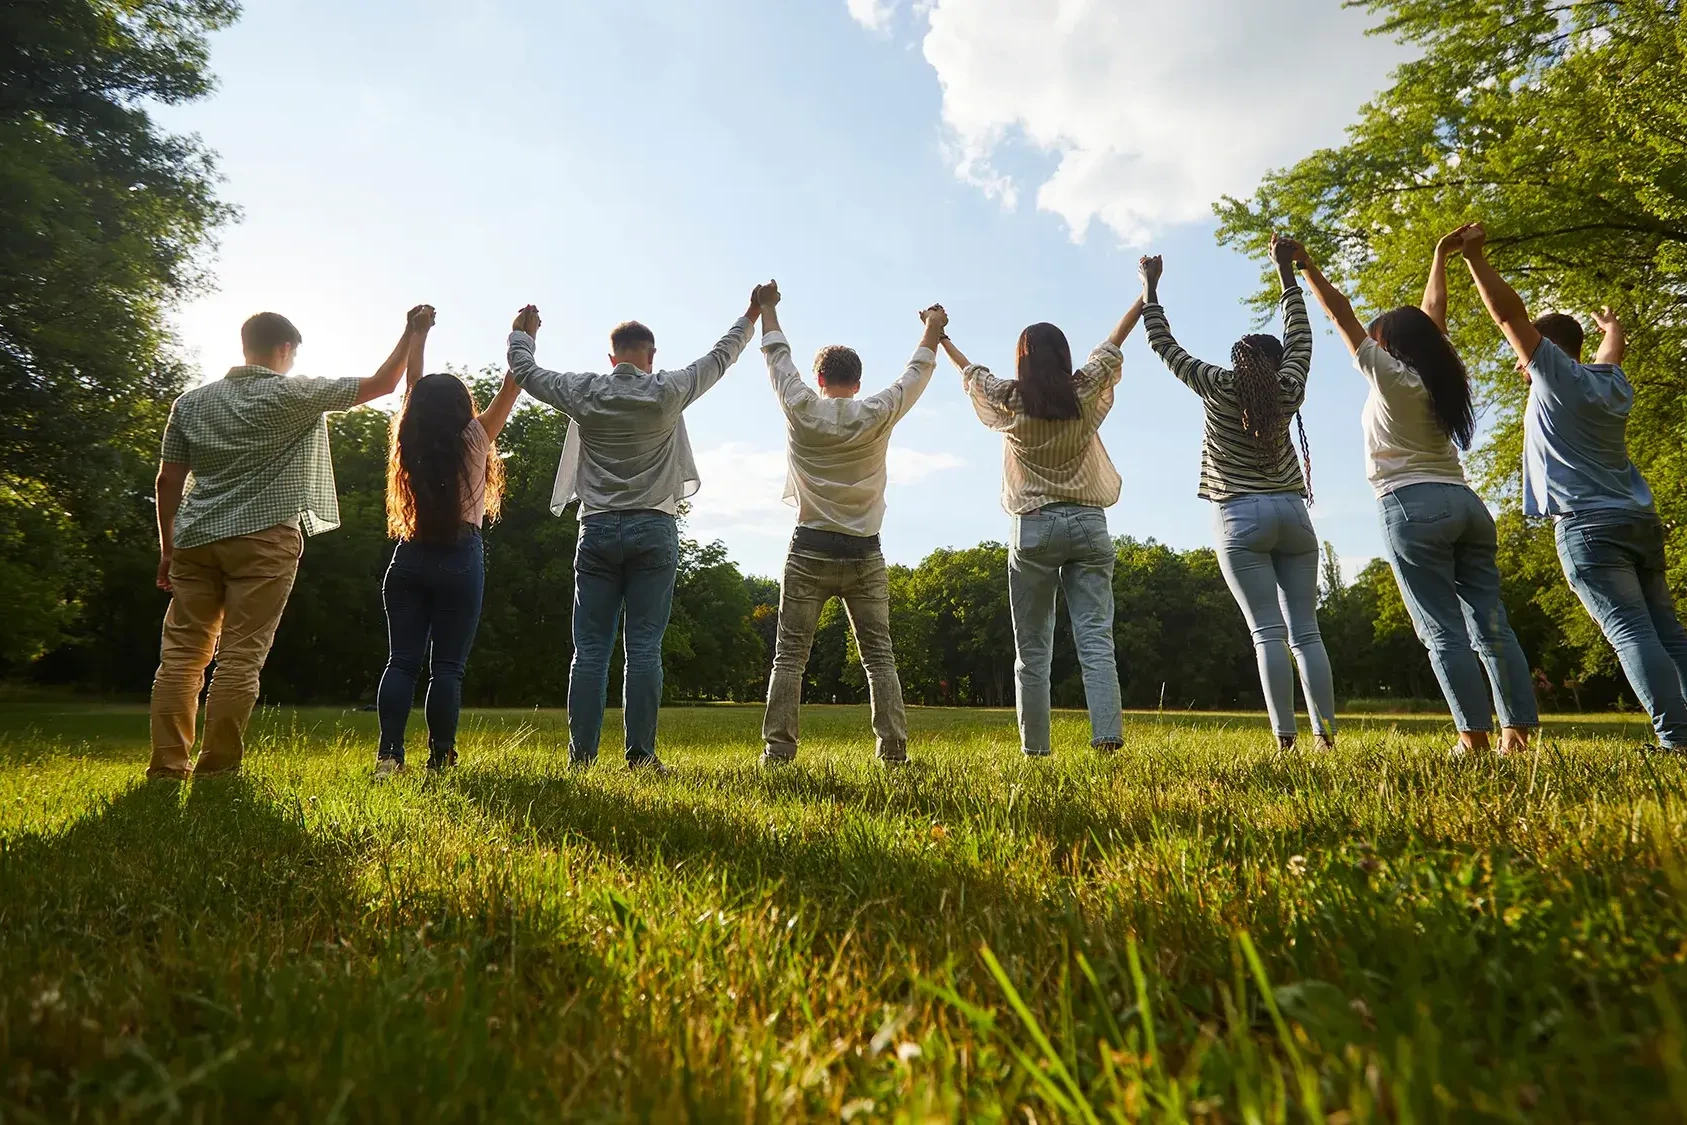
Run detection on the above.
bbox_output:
[3,0,1678,716]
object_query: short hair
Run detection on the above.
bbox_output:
[1533,313,1585,359]
[609,321,655,354]
[814,345,862,387]
[241,312,302,355]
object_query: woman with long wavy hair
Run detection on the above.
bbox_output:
[939,295,1144,757]
[375,307,521,776]
[1141,237,1337,750]
[1295,227,1537,755]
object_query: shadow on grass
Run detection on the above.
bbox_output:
[0,776,630,1120]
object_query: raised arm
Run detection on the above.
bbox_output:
[870,304,946,422]
[1460,224,1541,367]
[1290,244,1368,357]
[477,370,522,442]
[403,305,435,394]
[506,305,587,413]
[1421,226,1470,333]
[356,309,425,406]
[1593,306,1625,366]
[1263,235,1314,386]
[676,285,764,408]
[1139,255,1227,397]
[1106,297,1146,348]
[757,280,814,411]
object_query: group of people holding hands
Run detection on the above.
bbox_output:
[145,222,1687,780]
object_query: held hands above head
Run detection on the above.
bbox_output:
[407,304,437,335]
[511,304,541,337]
[1139,254,1163,304]
[746,281,775,321]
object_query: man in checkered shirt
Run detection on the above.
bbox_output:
[148,307,427,778]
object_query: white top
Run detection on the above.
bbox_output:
[762,329,936,538]
[1355,338,1468,496]
[963,342,1124,514]
[507,319,753,516]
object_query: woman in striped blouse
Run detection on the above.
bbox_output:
[940,298,1145,757]
[1141,237,1337,750]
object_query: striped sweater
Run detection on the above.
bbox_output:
[963,341,1124,514]
[1143,286,1312,502]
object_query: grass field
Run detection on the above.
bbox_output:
[3,702,1686,1122]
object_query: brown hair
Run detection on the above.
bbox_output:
[1533,313,1585,360]
[1013,322,1081,421]
[610,321,656,354]
[814,345,862,388]
[241,312,301,354]
[386,373,505,544]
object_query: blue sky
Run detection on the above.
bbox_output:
[161,0,1413,581]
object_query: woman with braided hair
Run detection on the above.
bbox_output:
[1141,238,1336,750]
[1295,229,1537,756]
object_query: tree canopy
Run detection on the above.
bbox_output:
[0,0,239,667]
[1216,0,1686,683]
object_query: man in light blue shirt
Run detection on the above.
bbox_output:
[507,290,764,771]
[1464,223,1687,750]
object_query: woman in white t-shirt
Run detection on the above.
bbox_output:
[1293,231,1538,755]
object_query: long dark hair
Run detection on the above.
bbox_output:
[1232,333,1315,501]
[386,373,504,544]
[1013,322,1081,421]
[1368,307,1476,449]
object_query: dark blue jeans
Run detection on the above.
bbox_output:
[1556,509,1687,748]
[570,510,680,765]
[376,529,485,767]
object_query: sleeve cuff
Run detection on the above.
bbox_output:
[910,346,936,363]
[762,330,790,348]
[1093,341,1123,357]
[1280,284,1303,300]
[508,330,534,346]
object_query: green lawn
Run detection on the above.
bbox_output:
[2,702,1684,1122]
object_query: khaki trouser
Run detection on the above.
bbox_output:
[148,524,303,777]
[762,550,908,761]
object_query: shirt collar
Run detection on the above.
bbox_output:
[611,362,646,376]
[225,364,283,380]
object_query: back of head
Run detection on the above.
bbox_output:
[610,320,657,370]
[813,345,862,393]
[1014,323,1080,422]
[1369,306,1475,449]
[241,312,301,367]
[1230,333,1287,450]
[387,373,492,544]
[1533,312,1585,362]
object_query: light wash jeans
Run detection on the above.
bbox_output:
[762,551,907,762]
[1556,508,1687,748]
[569,510,680,765]
[1007,504,1122,756]
[1379,483,1539,733]
[1211,494,1337,738]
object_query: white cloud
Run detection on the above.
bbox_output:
[846,0,898,34]
[887,447,964,484]
[856,0,1408,244]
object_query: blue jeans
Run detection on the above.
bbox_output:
[570,510,680,765]
[1379,483,1538,733]
[376,529,485,767]
[1212,494,1337,738]
[1007,504,1122,756]
[1556,509,1687,748]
